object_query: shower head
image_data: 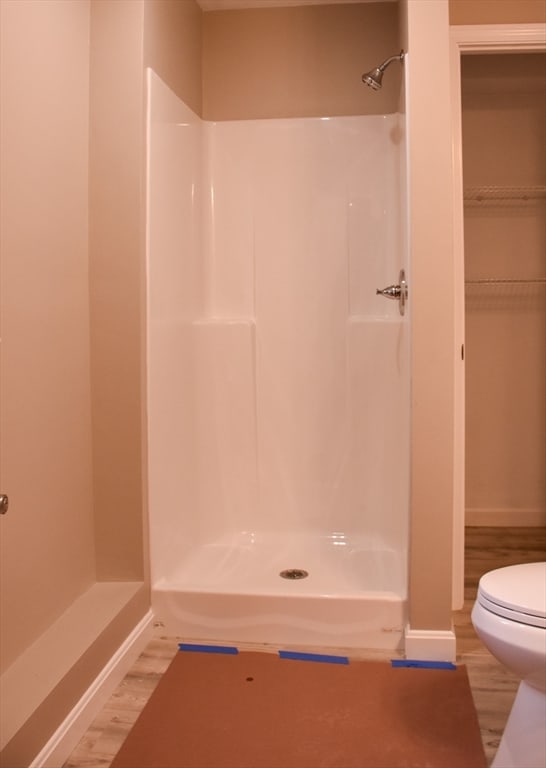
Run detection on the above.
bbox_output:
[362,50,405,91]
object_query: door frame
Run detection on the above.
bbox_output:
[450,23,546,609]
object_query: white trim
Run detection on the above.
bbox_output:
[29,610,154,768]
[449,22,546,612]
[450,23,546,51]
[450,25,465,610]
[466,508,546,528]
[404,626,457,663]
[197,0,394,10]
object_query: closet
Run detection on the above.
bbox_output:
[461,52,546,527]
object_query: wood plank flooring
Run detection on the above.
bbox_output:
[64,527,545,768]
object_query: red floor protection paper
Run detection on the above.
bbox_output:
[110,650,487,768]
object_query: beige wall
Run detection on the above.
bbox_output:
[144,0,203,114]
[0,0,95,673]
[450,0,546,25]
[403,0,455,632]
[203,2,400,120]
[89,0,146,581]
[462,53,546,525]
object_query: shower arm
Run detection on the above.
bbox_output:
[377,51,405,74]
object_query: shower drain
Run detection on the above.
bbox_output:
[279,568,309,580]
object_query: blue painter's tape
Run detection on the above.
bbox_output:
[391,659,457,670]
[178,643,239,655]
[279,650,349,665]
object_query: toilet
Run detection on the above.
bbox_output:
[471,562,546,768]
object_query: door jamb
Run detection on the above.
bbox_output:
[450,23,546,609]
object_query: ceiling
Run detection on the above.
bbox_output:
[197,0,395,10]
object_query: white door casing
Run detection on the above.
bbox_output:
[450,23,546,609]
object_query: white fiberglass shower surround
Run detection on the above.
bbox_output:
[147,68,410,650]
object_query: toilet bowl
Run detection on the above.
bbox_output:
[471,562,546,768]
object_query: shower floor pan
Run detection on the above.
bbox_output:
[152,532,407,650]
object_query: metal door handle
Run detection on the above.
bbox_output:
[0,494,8,515]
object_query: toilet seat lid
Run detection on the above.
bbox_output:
[478,562,546,626]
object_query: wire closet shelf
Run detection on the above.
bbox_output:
[463,184,546,204]
[464,184,546,289]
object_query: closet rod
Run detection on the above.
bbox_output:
[465,278,546,285]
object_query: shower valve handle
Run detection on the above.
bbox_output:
[376,284,401,299]
[376,269,408,316]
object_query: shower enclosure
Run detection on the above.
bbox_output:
[147,67,410,649]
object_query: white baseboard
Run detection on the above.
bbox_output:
[29,610,154,768]
[466,507,546,527]
[404,626,457,662]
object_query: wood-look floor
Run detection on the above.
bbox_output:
[64,527,546,768]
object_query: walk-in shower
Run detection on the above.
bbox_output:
[146,65,410,650]
[362,50,405,90]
